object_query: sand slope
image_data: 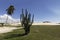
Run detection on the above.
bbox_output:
[0,27,23,33]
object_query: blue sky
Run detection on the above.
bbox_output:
[0,0,60,23]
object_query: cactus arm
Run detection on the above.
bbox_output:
[28,13,31,22]
[28,14,34,26]
[31,14,34,24]
[20,8,25,26]
[25,9,28,19]
[20,14,21,25]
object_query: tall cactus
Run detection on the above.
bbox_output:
[20,9,34,35]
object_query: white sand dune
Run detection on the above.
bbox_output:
[0,27,23,33]
[32,23,60,25]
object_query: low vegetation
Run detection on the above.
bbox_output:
[0,25,60,40]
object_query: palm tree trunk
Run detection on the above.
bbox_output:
[5,15,8,25]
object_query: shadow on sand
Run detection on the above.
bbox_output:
[3,33,29,39]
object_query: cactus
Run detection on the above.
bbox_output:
[20,9,34,35]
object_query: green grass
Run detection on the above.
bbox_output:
[0,25,60,40]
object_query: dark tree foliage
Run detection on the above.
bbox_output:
[20,9,34,35]
[6,5,15,15]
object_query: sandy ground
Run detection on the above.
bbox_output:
[0,23,60,33]
[0,27,23,33]
[11,23,60,25]
[32,23,60,25]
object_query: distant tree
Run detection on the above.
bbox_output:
[20,9,34,35]
[6,5,15,24]
[43,21,51,23]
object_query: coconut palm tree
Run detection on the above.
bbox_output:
[6,5,15,24]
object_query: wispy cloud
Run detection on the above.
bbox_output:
[49,6,60,15]
[51,9,60,15]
